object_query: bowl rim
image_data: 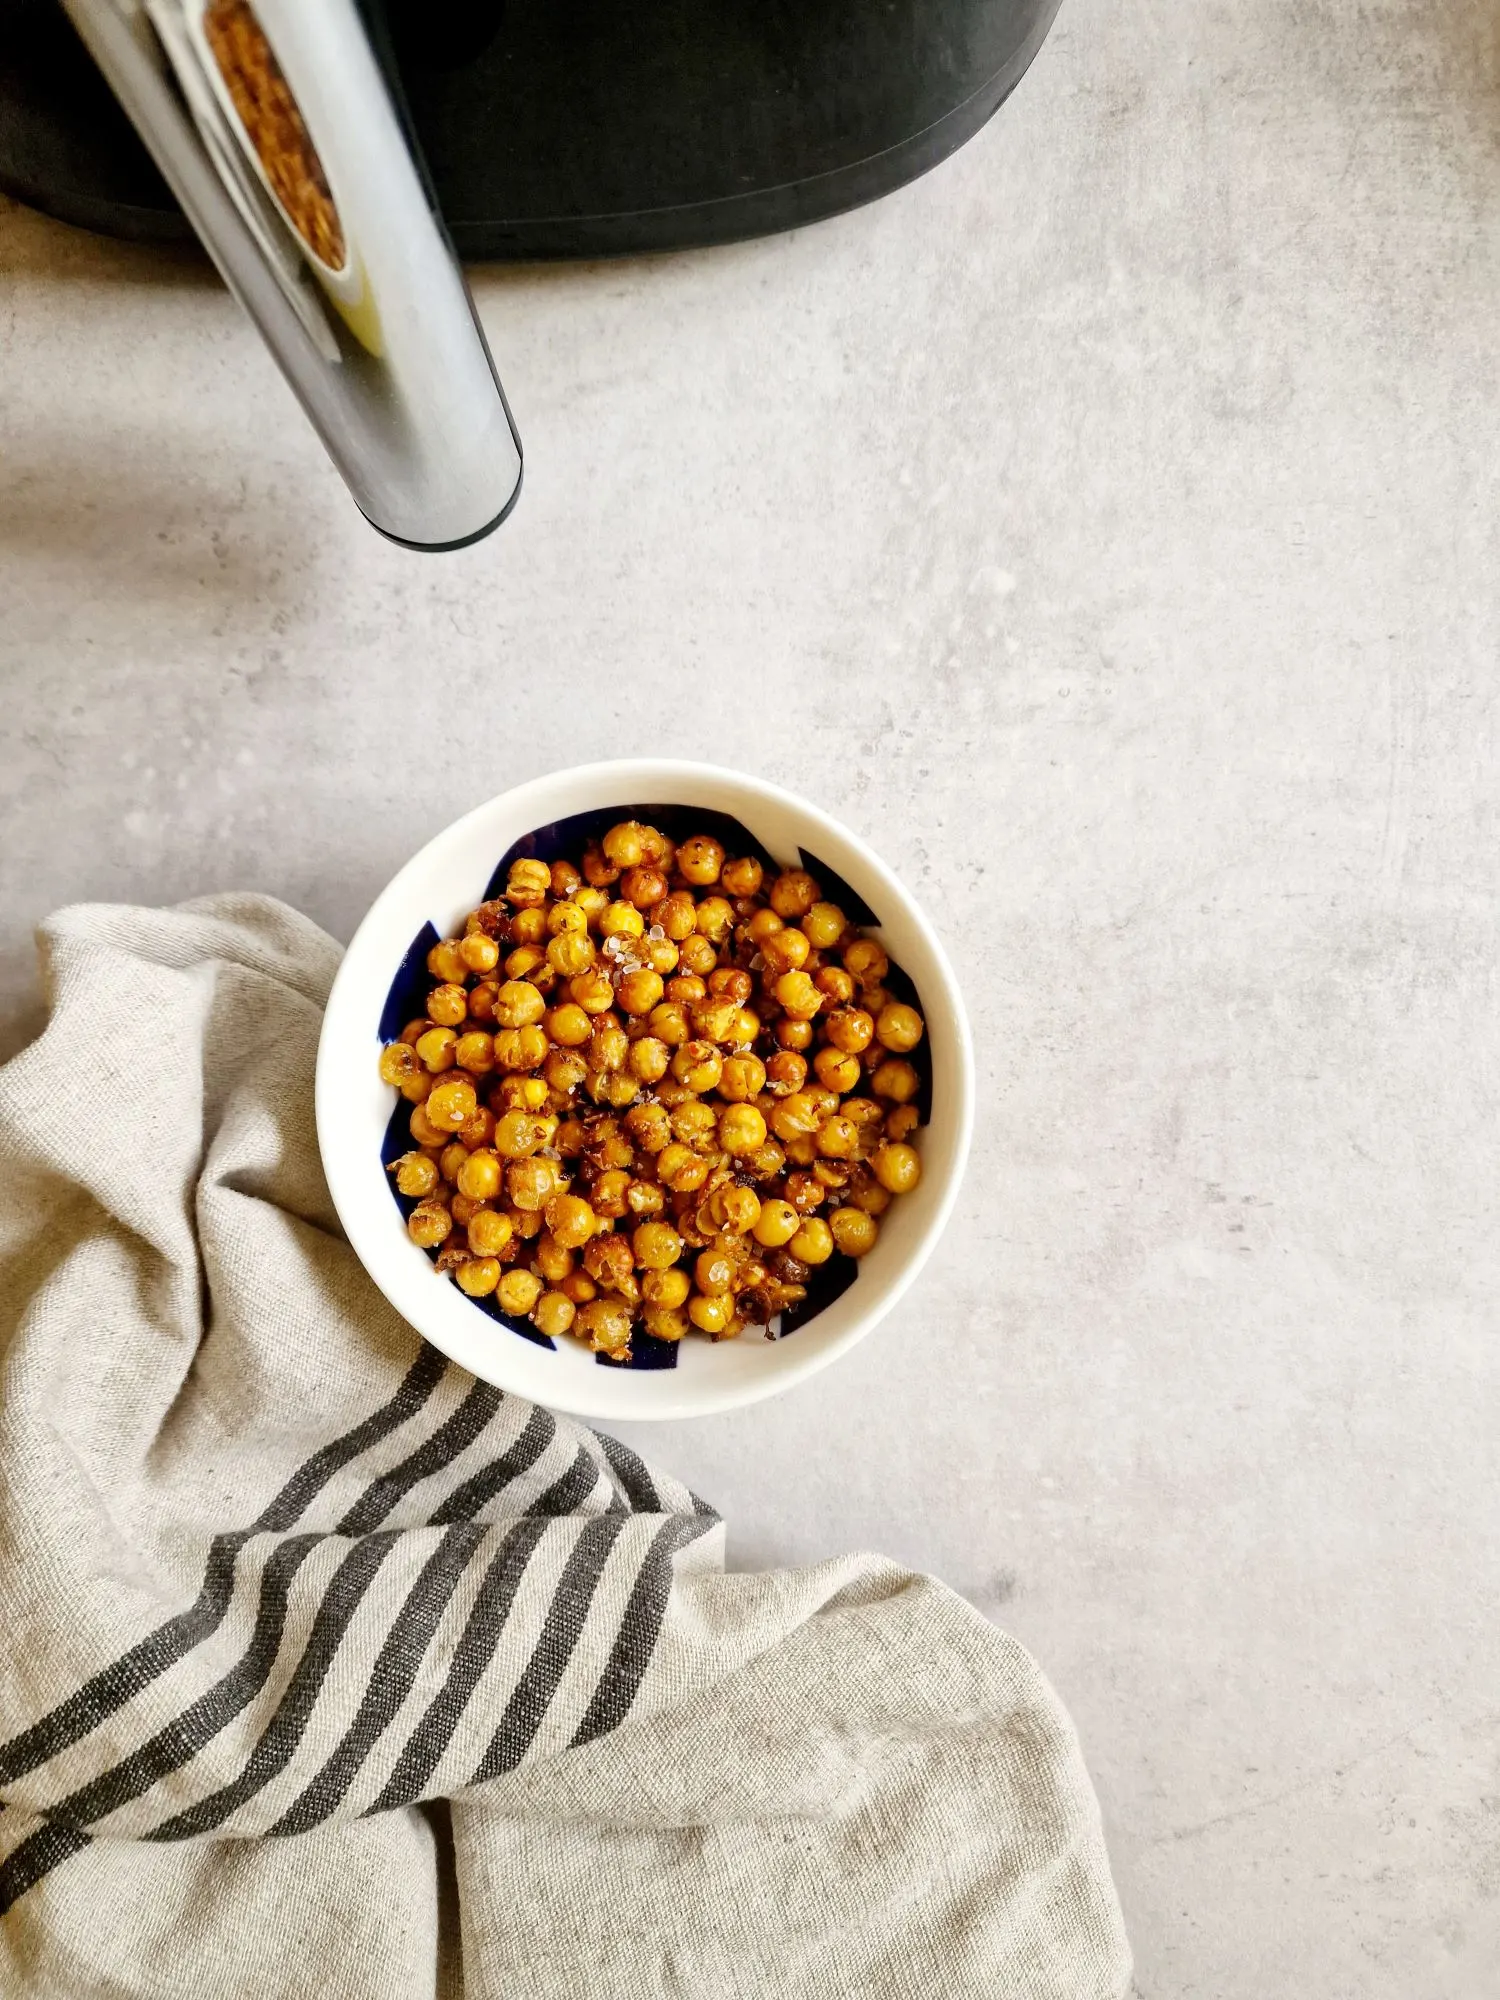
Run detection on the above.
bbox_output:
[316,759,974,1419]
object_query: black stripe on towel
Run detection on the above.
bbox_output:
[570,1514,716,1748]
[0,1822,92,1919]
[470,1513,628,1783]
[0,1347,447,1790]
[370,1515,556,1811]
[267,1521,489,1836]
[144,1529,404,1842]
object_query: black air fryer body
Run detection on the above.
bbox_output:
[0,0,1063,256]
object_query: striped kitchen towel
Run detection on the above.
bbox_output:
[0,896,1129,1998]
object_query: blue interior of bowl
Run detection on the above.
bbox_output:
[377,804,931,1369]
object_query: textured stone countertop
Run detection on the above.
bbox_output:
[2,0,1497,1991]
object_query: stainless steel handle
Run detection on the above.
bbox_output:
[62,0,522,548]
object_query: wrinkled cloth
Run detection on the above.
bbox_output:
[0,896,1130,1998]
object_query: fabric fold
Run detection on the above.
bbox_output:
[0,896,1129,1998]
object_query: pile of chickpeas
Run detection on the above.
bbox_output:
[378,821,925,1362]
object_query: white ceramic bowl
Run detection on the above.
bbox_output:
[317,762,973,1420]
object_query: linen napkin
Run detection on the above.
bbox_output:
[0,895,1130,1998]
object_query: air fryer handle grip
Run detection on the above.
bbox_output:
[62,0,521,549]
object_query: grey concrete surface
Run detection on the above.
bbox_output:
[2,0,1498,1991]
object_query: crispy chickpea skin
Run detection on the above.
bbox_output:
[380,833,926,1351]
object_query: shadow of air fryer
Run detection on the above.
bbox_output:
[0,0,1065,256]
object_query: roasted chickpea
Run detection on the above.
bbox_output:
[850,1176,893,1218]
[672,1102,719,1153]
[746,907,784,946]
[458,932,499,975]
[492,1110,543,1158]
[570,968,617,1014]
[468,1208,515,1258]
[550,858,583,898]
[581,843,619,889]
[774,969,823,1019]
[540,1002,588,1049]
[695,893,735,941]
[642,1267,691,1310]
[788,1215,834,1265]
[584,1232,636,1295]
[408,1102,447,1149]
[506,858,551,907]
[872,1141,922,1194]
[505,943,547,981]
[825,1207,876,1258]
[824,1007,875,1055]
[545,1050,589,1097]
[752,1198,800,1248]
[426,1078,478,1132]
[427,939,468,984]
[494,1025,547,1072]
[591,1169,632,1220]
[816,1114,861,1160]
[744,1140,787,1180]
[644,936,680,976]
[688,1291,735,1336]
[626,1178,665,1218]
[814,966,855,1006]
[665,974,706,1004]
[761,927,810,975]
[407,1202,452,1248]
[721,855,764,898]
[775,1016,813,1052]
[843,938,889,986]
[801,902,847,950]
[813,1046,862,1093]
[456,1149,502,1202]
[672,1041,723,1093]
[784,1171,825,1214]
[762,1051,806,1097]
[658,1143,710,1194]
[438,1141,469,1186]
[719,1053,768,1102]
[769,869,820,919]
[691,997,741,1043]
[399,1069,435,1105]
[451,1031,493,1075]
[673,833,721,885]
[770,1090,822,1143]
[719,1104,768,1155]
[578,1297,633,1355]
[643,1306,690,1343]
[533,1290,576,1338]
[600,901,646,941]
[678,933,717,977]
[598,821,645,869]
[655,891,698,942]
[621,865,668,909]
[648,1001,690,1047]
[489,980,541,1030]
[390,1151,439,1199]
[624,1102,673,1155]
[547,900,589,937]
[455,1257,500,1298]
[572,885,610,925]
[542,1192,597,1248]
[534,1233,574,1284]
[885,1104,920,1144]
[707,1184,761,1236]
[546,930,595,978]
[560,1268,598,1304]
[694,1248,736,1296]
[617,968,665,1016]
[876,1001,925,1053]
[587,1021,628,1073]
[871,1058,921,1103]
[508,1158,559,1210]
[509,1204,544,1240]
[379,1042,422,1089]
[633,1221,684,1270]
[497,1268,544,1315]
[627,1037,670,1085]
[415,1027,458,1073]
